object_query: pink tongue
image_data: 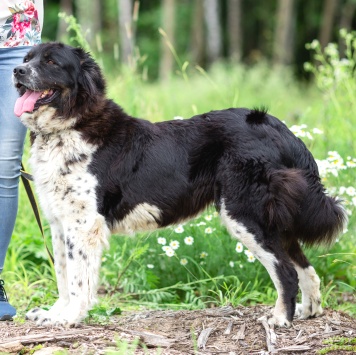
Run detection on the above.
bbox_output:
[14,90,43,117]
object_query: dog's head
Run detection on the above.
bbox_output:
[13,42,105,133]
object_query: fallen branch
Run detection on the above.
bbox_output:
[205,305,242,317]
[0,328,92,346]
[224,320,234,335]
[233,323,246,340]
[0,340,23,353]
[275,345,312,352]
[258,316,277,353]
[197,327,215,350]
[114,326,175,348]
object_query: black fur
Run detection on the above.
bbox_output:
[13,43,347,327]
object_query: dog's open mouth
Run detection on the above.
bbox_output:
[14,87,58,117]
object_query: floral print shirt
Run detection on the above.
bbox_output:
[0,0,43,47]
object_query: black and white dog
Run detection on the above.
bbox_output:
[13,42,346,327]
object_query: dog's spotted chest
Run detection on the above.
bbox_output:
[31,131,99,222]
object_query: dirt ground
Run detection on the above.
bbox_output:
[0,305,355,354]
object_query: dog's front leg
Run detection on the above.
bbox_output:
[35,215,110,327]
[26,221,70,322]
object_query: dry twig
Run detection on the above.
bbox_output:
[258,316,277,353]
[197,327,215,349]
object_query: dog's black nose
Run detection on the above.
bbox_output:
[13,65,28,76]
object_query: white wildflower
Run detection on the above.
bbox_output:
[174,225,184,233]
[235,242,244,253]
[157,237,166,245]
[246,253,256,263]
[164,246,175,257]
[346,159,356,168]
[184,236,194,245]
[180,258,188,266]
[346,187,356,196]
[169,240,180,250]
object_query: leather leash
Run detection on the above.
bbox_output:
[20,162,54,264]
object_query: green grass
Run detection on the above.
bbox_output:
[3,31,356,320]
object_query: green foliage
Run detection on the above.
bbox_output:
[87,306,122,325]
[18,344,43,355]
[58,13,91,52]
[318,337,356,354]
[304,29,356,154]
[208,278,264,307]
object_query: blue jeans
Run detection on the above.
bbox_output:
[0,47,31,273]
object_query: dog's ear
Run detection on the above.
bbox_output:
[72,47,106,97]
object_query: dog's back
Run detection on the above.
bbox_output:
[91,106,346,247]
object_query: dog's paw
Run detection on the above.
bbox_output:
[38,306,85,327]
[267,314,291,328]
[26,308,49,322]
[295,302,323,319]
[26,307,77,327]
[37,315,74,328]
[30,312,78,328]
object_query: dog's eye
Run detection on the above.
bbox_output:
[24,57,29,63]
[47,59,55,65]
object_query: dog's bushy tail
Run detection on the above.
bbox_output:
[265,168,347,246]
[294,190,347,247]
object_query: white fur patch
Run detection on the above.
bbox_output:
[294,264,323,319]
[112,203,161,235]
[20,106,77,134]
[30,130,98,222]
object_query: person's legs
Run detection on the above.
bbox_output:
[0,46,30,320]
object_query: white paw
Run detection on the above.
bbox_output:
[295,302,323,319]
[26,304,83,327]
[295,303,306,318]
[25,308,66,327]
[268,314,291,328]
[26,307,49,322]
[38,314,74,327]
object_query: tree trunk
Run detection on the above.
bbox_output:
[273,0,296,66]
[159,0,176,81]
[227,0,242,61]
[76,0,101,47]
[190,0,205,66]
[203,0,222,65]
[319,0,339,50]
[118,0,134,65]
[56,0,73,42]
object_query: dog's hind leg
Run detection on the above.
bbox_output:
[220,201,298,327]
[286,240,323,319]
